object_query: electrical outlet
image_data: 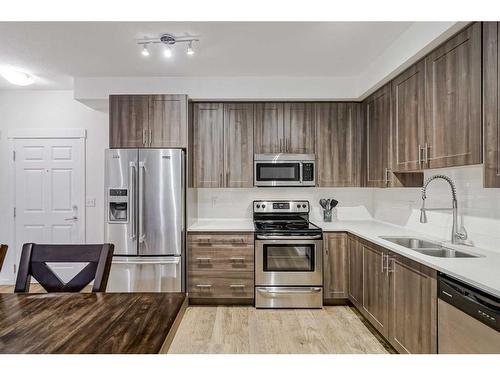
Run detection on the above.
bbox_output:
[85,197,96,207]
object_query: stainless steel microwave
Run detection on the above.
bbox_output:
[254,154,316,187]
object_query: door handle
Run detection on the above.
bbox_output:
[138,161,146,243]
[142,129,147,146]
[64,216,78,221]
[129,162,137,240]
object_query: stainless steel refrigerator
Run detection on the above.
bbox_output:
[104,148,184,292]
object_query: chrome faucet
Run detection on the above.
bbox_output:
[420,175,467,245]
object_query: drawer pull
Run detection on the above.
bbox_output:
[196,257,211,263]
[230,284,245,288]
[230,257,245,262]
[196,284,212,288]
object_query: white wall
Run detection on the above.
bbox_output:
[0,90,108,283]
[373,165,500,252]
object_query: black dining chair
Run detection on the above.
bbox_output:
[14,243,114,293]
[0,244,7,273]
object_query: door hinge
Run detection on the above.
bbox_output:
[12,151,15,161]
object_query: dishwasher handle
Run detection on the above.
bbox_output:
[439,274,500,332]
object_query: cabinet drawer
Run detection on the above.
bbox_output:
[189,233,253,244]
[188,272,254,298]
[188,245,254,272]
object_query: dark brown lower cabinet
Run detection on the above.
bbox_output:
[348,235,363,307]
[347,235,438,354]
[362,241,390,337]
[323,233,348,301]
[387,254,437,354]
[187,232,254,304]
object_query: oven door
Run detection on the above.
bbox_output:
[254,161,301,186]
[255,238,323,286]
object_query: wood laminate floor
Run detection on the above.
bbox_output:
[168,305,393,354]
[1,284,393,354]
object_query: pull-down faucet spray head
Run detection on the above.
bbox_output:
[420,200,428,223]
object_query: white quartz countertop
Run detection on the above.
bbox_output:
[188,218,500,298]
[188,219,255,232]
[314,220,500,299]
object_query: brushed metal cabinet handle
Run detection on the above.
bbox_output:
[196,257,211,263]
[196,284,212,288]
[230,257,245,262]
[424,143,429,165]
[142,129,147,146]
[148,128,152,146]
[418,144,422,165]
[230,284,245,288]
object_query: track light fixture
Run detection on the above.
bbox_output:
[187,41,195,56]
[137,33,200,59]
[141,44,150,57]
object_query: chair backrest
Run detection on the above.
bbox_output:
[14,243,114,293]
[0,244,7,272]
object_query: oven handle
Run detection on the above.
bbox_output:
[257,287,322,295]
[256,234,322,240]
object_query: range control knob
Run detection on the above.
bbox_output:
[256,204,260,208]
[262,204,266,208]
[297,204,300,208]
[302,204,307,208]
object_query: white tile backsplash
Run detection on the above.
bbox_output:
[195,187,374,222]
[192,165,500,253]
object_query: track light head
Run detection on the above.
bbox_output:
[164,46,173,58]
[187,41,195,56]
[141,44,150,57]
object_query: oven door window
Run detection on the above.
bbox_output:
[263,244,315,272]
[256,163,300,181]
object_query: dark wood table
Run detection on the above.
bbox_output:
[0,292,187,354]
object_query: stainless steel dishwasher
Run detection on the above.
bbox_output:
[438,274,500,353]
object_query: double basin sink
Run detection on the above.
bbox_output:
[379,237,481,258]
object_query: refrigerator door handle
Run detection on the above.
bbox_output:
[138,161,146,243]
[128,162,137,240]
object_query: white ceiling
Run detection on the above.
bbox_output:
[0,22,415,90]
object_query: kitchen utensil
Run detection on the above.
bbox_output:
[319,199,327,209]
[330,199,338,209]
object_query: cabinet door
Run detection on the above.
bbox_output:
[483,22,500,188]
[284,103,315,154]
[192,103,224,187]
[254,103,283,154]
[388,254,437,354]
[324,233,348,300]
[223,103,254,187]
[392,61,425,172]
[109,95,148,148]
[424,22,481,169]
[348,236,363,307]
[365,84,392,187]
[362,243,389,337]
[149,95,187,148]
[316,103,363,186]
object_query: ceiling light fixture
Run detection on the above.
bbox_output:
[141,44,150,57]
[137,33,200,59]
[187,41,195,56]
[0,68,35,86]
[163,46,173,58]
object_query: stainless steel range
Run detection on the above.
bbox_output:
[254,200,323,308]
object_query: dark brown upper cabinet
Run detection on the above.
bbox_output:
[254,103,315,154]
[223,103,254,188]
[109,94,188,148]
[191,103,224,188]
[283,103,315,154]
[424,22,481,169]
[109,95,149,148]
[392,61,426,172]
[254,103,283,154]
[316,103,363,187]
[191,103,254,188]
[364,84,392,187]
[483,22,500,188]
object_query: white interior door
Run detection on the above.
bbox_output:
[13,137,85,282]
